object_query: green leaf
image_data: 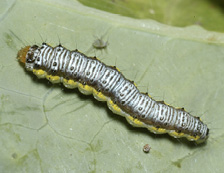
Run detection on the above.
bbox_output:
[0,0,224,172]
[78,0,224,33]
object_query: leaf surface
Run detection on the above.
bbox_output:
[0,0,224,172]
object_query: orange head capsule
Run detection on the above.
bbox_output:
[17,45,39,71]
[17,46,31,64]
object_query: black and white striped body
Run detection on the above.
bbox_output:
[23,43,209,143]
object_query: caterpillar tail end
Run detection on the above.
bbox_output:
[17,46,30,64]
[196,131,209,144]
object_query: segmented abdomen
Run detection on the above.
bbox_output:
[17,43,209,143]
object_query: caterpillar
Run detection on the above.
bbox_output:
[17,43,209,144]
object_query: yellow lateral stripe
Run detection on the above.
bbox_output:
[78,83,93,95]
[147,126,166,134]
[93,89,107,101]
[107,99,124,116]
[62,78,78,89]
[169,131,185,138]
[155,128,167,134]
[187,135,200,141]
[46,75,60,83]
[33,69,47,78]
[126,116,144,127]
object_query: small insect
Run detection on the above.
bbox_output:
[86,29,112,55]
[143,144,151,153]
[85,35,109,55]
[17,43,209,144]
[92,37,109,50]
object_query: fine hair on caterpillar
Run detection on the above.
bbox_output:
[17,42,209,144]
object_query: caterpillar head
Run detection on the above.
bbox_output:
[17,46,30,64]
[17,45,39,71]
